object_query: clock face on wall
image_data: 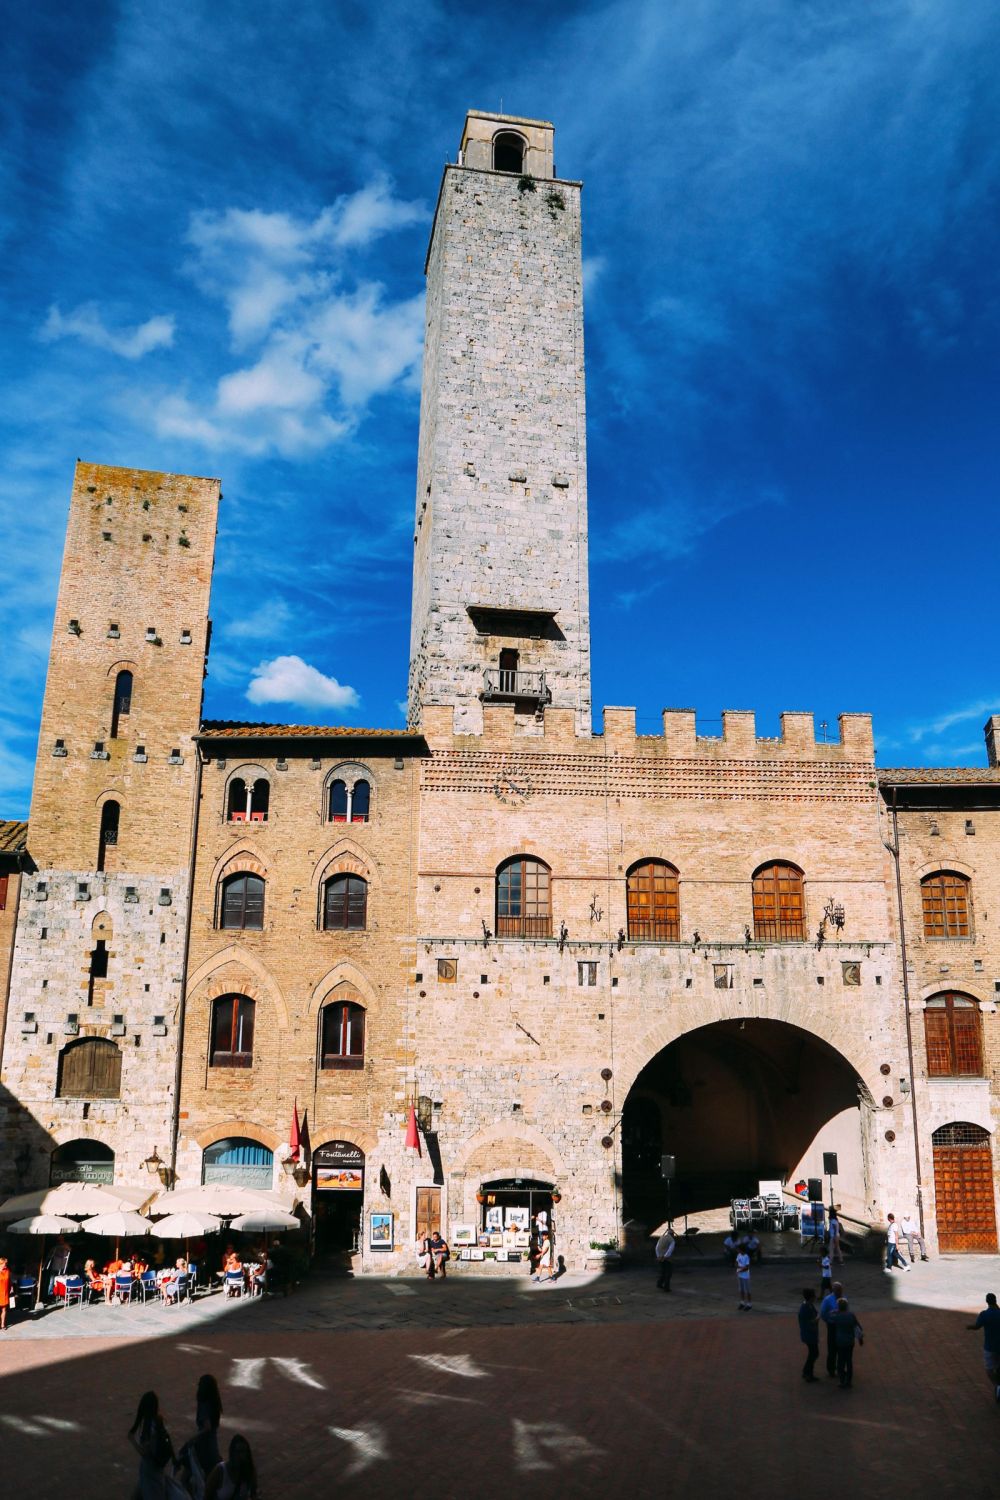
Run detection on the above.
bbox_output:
[493,763,534,806]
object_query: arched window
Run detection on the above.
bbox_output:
[209,993,255,1068]
[921,871,971,939]
[627,860,680,941]
[924,993,983,1077]
[227,777,269,822]
[218,872,265,930]
[50,1138,115,1186]
[494,131,526,173]
[496,856,551,938]
[752,861,806,941]
[202,1137,272,1189]
[57,1038,122,1099]
[97,800,120,873]
[328,776,371,823]
[110,670,133,739]
[323,874,368,930]
[320,998,366,1069]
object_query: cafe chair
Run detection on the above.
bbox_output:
[225,1270,245,1299]
[114,1273,136,1305]
[59,1275,85,1308]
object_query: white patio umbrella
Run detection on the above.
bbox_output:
[153,1211,222,1263]
[80,1210,155,1262]
[7,1214,81,1311]
[0,1182,154,1221]
[229,1209,299,1234]
[149,1185,281,1219]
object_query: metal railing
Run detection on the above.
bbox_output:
[482,668,551,703]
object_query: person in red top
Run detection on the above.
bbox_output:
[0,1256,11,1331]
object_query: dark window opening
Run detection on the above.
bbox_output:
[320,999,366,1069]
[227,776,269,822]
[210,993,255,1068]
[498,648,520,695]
[97,800,120,873]
[496,856,552,938]
[110,670,133,738]
[323,874,368,931]
[493,132,526,173]
[328,777,370,823]
[219,872,265,930]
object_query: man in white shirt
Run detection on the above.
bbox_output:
[900,1212,929,1262]
[885,1214,910,1272]
[655,1225,675,1292]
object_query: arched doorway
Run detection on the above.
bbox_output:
[50,1138,114,1185]
[621,1019,869,1225]
[932,1122,998,1252]
[312,1140,365,1253]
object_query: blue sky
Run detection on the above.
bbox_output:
[2,1,999,816]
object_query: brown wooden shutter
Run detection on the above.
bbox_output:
[60,1039,121,1099]
[627,862,680,941]
[415,1186,441,1242]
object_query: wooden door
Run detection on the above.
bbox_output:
[415,1186,441,1243]
[932,1123,998,1253]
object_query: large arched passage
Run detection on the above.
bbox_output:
[621,1019,870,1224]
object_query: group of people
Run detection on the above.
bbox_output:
[83,1255,192,1303]
[417,1211,557,1282]
[798,1280,864,1387]
[723,1228,763,1265]
[128,1375,257,1499]
[885,1212,929,1270]
[219,1246,268,1296]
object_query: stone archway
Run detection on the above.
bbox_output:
[620,1018,874,1225]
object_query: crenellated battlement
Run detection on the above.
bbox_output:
[419,703,875,763]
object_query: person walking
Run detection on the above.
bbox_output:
[885,1214,910,1272]
[818,1250,832,1295]
[178,1373,224,1499]
[736,1247,752,1310]
[128,1390,183,1499]
[828,1207,844,1264]
[820,1281,843,1378]
[798,1288,820,1381]
[833,1297,864,1388]
[205,1435,258,1499]
[900,1211,929,1262]
[966,1291,1000,1400]
[655,1224,675,1292]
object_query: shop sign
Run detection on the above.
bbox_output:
[50,1160,114,1185]
[313,1139,365,1192]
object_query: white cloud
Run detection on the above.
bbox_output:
[246,654,359,710]
[326,175,428,249]
[40,302,175,359]
[907,697,1000,744]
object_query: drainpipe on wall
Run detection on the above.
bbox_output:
[887,786,926,1237]
[168,745,205,1186]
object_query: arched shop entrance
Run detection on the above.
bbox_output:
[621,1019,869,1225]
[312,1140,365,1252]
[50,1138,114,1185]
[478,1178,553,1267]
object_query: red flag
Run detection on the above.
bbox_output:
[289,1100,301,1162]
[405,1104,422,1156]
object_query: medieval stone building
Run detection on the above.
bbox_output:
[1,112,998,1269]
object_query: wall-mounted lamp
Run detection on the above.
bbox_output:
[900,1076,911,1096]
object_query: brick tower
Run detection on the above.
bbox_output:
[408,111,592,735]
[0,463,220,1196]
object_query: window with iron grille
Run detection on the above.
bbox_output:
[931,1120,990,1147]
[323,874,368,931]
[110,670,133,739]
[210,993,255,1068]
[496,856,552,938]
[924,993,983,1077]
[320,999,366,1069]
[921,872,971,939]
[219,872,265,930]
[752,862,806,941]
[627,860,680,941]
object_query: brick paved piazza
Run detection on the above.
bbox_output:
[0,1256,997,1498]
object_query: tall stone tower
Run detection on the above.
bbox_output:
[0,462,219,1196]
[408,111,592,734]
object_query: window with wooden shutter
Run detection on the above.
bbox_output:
[57,1038,122,1099]
[627,860,680,941]
[496,857,552,938]
[921,872,971,938]
[752,862,806,941]
[320,999,365,1069]
[209,993,255,1068]
[924,993,982,1077]
[219,873,265,930]
[323,874,368,930]
[415,1185,441,1241]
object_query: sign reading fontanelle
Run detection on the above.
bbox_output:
[313,1139,364,1192]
